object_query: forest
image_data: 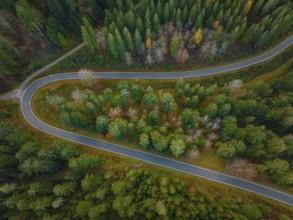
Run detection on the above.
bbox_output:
[0,0,106,92]
[1,0,293,92]
[81,0,293,65]
[0,119,292,219]
[36,67,293,188]
[0,0,293,219]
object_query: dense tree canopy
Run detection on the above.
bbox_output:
[43,68,293,187]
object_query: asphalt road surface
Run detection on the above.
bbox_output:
[21,35,293,206]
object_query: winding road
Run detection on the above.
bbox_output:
[20,35,293,206]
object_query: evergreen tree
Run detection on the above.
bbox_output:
[57,32,68,48]
[156,0,163,22]
[170,34,179,58]
[134,29,143,55]
[115,29,126,62]
[153,14,160,33]
[163,3,170,23]
[145,28,151,40]
[104,9,114,26]
[116,11,125,32]
[81,17,98,51]
[136,17,144,35]
[195,14,202,29]
[145,12,152,31]
[127,10,136,32]
[214,26,223,43]
[15,0,43,31]
[107,33,118,60]
[123,27,134,52]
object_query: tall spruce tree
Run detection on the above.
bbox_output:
[81,17,98,51]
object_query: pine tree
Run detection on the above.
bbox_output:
[116,11,125,32]
[224,8,231,25]
[134,29,143,55]
[241,24,258,44]
[188,6,196,27]
[145,28,151,40]
[261,0,276,17]
[170,34,179,58]
[15,0,43,31]
[116,0,124,11]
[145,12,152,31]
[115,29,126,62]
[57,32,68,48]
[156,0,163,22]
[153,14,160,33]
[206,15,214,29]
[104,9,114,26]
[48,0,65,22]
[81,17,98,51]
[250,0,264,17]
[176,8,182,27]
[127,10,136,32]
[163,3,170,23]
[109,21,117,35]
[123,27,134,52]
[195,14,202,29]
[214,26,223,43]
[205,0,212,17]
[229,26,241,44]
[182,5,188,24]
[136,17,144,35]
[217,9,224,25]
[107,33,118,60]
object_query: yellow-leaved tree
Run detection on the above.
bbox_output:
[194,28,203,46]
[243,0,253,15]
[146,38,151,49]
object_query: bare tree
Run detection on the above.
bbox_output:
[175,48,189,64]
[229,79,243,93]
[126,107,138,118]
[225,158,257,180]
[46,95,64,110]
[71,89,84,103]
[125,52,133,66]
[145,52,154,66]
[96,29,106,50]
[109,107,122,120]
[78,69,95,88]
[187,149,200,160]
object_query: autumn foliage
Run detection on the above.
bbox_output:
[194,28,203,46]
[145,38,152,49]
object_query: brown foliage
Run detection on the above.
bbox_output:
[106,132,113,139]
[213,20,219,30]
[175,48,189,64]
[145,38,152,49]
